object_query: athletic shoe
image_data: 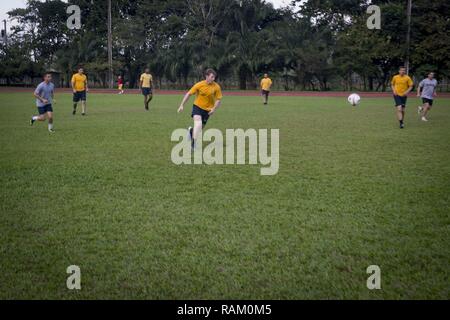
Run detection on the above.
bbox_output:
[72,110,76,115]
[400,123,405,129]
[48,128,55,133]
[421,117,428,122]
[30,118,35,126]
[82,113,86,116]
[417,106,423,115]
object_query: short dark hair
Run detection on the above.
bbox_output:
[399,66,406,70]
[205,68,217,77]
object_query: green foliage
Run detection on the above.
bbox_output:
[410,0,450,77]
[1,0,449,90]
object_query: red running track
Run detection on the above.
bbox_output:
[1,87,450,98]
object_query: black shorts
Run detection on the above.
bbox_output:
[261,90,270,97]
[73,90,86,102]
[142,88,152,96]
[191,105,210,126]
[38,104,53,114]
[394,95,407,107]
[422,98,433,106]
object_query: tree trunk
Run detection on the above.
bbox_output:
[238,66,247,90]
[368,76,374,91]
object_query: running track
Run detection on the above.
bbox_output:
[1,87,450,98]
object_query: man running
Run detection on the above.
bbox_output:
[417,72,438,122]
[391,66,414,129]
[118,75,124,94]
[30,73,56,133]
[177,69,223,149]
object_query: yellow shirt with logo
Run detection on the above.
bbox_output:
[188,80,223,112]
[71,73,87,92]
[261,78,273,91]
[391,75,413,96]
[140,73,153,88]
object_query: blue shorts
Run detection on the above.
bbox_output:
[394,95,407,107]
[191,105,210,126]
[73,90,86,102]
[142,88,152,96]
[38,104,53,114]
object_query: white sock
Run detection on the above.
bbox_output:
[32,116,39,120]
[48,123,54,130]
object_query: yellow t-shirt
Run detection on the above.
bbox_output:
[140,73,153,88]
[261,78,273,91]
[71,73,87,92]
[391,75,413,96]
[188,80,223,112]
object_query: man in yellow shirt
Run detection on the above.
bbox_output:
[71,67,88,116]
[391,66,414,129]
[260,73,273,105]
[139,68,153,111]
[177,69,223,149]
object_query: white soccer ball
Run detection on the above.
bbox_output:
[348,93,361,106]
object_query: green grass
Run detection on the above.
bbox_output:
[0,91,449,300]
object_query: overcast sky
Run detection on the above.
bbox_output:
[0,0,293,28]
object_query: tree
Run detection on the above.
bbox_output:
[2,0,449,91]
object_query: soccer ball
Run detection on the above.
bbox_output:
[348,93,361,106]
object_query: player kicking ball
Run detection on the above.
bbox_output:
[30,73,55,133]
[177,69,223,149]
[71,67,88,116]
[391,66,413,129]
[417,72,437,122]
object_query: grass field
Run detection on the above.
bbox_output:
[0,91,449,300]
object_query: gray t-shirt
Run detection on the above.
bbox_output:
[419,78,437,100]
[35,81,55,107]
